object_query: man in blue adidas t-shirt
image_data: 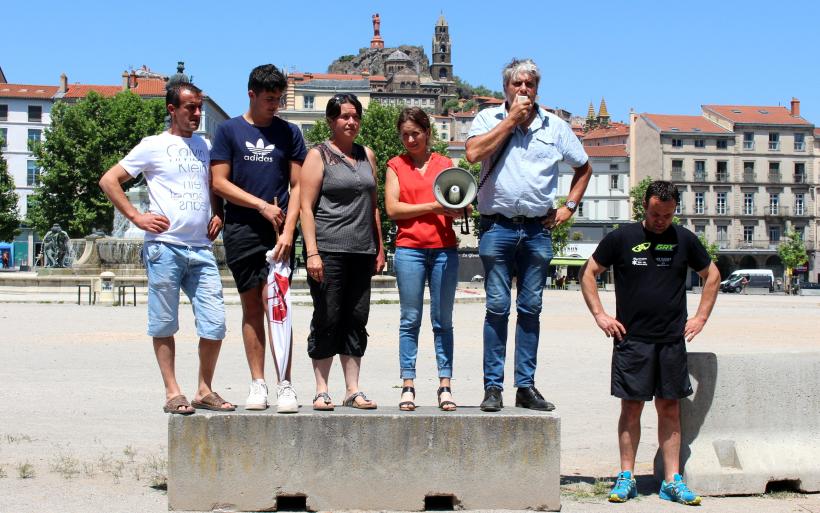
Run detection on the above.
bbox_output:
[211,64,307,413]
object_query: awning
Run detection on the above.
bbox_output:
[550,257,587,267]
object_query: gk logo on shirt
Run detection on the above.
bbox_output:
[631,242,651,253]
[244,138,275,162]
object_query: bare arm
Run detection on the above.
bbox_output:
[300,148,325,281]
[207,175,224,241]
[545,160,594,229]
[384,166,461,220]
[99,164,169,233]
[685,262,720,341]
[366,147,386,274]
[210,160,285,229]
[580,257,626,341]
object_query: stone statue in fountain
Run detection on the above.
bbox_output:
[42,223,70,267]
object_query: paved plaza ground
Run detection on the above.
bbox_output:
[1,290,819,512]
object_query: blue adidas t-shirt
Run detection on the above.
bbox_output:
[211,115,307,224]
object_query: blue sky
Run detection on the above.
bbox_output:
[4,0,820,124]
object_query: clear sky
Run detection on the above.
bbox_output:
[4,0,820,124]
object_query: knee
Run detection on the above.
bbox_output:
[655,399,680,419]
[621,400,644,420]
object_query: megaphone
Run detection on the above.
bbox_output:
[433,167,477,235]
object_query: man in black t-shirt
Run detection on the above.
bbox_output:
[580,181,720,506]
[211,65,307,413]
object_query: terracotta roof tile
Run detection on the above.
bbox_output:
[291,72,368,81]
[130,78,166,96]
[0,84,59,99]
[584,123,629,140]
[63,84,122,98]
[703,104,811,126]
[584,144,627,157]
[642,114,732,134]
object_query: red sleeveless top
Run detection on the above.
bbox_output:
[387,153,458,249]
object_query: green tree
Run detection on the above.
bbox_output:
[550,198,575,257]
[0,137,21,241]
[303,102,449,250]
[698,234,719,263]
[777,230,808,293]
[28,91,165,237]
[629,176,653,221]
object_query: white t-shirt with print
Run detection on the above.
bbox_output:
[119,131,212,247]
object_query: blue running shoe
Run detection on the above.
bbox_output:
[659,474,702,506]
[609,470,637,502]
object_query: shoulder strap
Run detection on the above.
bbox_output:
[477,132,514,192]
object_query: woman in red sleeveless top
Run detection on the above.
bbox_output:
[385,107,466,411]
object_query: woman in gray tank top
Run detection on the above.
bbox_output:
[300,94,385,410]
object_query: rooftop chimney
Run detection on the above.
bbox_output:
[791,97,800,117]
[122,71,129,90]
[130,70,138,90]
[59,73,68,93]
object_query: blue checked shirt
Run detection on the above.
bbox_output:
[468,105,588,217]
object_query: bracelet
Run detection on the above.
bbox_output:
[307,253,320,259]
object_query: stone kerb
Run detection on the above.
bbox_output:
[168,408,560,511]
[654,351,820,495]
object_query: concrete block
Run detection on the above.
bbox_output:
[654,352,820,495]
[169,408,560,511]
[799,288,820,296]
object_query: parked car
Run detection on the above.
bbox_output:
[721,273,773,293]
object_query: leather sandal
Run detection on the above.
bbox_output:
[343,391,377,409]
[437,386,457,411]
[312,392,334,411]
[163,395,195,415]
[399,386,416,411]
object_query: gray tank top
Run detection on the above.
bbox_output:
[314,141,377,254]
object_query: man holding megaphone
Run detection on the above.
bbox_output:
[465,58,592,412]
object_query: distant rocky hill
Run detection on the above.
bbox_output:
[328,45,431,77]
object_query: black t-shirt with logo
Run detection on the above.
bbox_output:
[211,116,307,263]
[592,222,711,342]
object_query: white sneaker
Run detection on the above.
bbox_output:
[276,380,298,413]
[245,380,268,410]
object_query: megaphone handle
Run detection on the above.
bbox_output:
[461,207,470,235]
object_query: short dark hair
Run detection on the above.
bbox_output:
[166,82,202,108]
[326,93,362,121]
[396,107,431,133]
[248,64,287,94]
[644,180,680,205]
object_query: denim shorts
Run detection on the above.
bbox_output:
[143,241,226,340]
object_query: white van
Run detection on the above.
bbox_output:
[720,269,774,292]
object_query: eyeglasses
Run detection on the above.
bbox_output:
[331,93,358,104]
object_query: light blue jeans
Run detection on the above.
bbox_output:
[143,241,226,340]
[394,247,459,379]
[478,216,553,390]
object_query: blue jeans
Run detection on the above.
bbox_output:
[478,217,553,389]
[394,247,459,379]
[143,241,226,340]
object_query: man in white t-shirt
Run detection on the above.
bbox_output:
[99,82,234,415]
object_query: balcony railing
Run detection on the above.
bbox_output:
[793,207,807,217]
[736,239,779,250]
[768,141,780,151]
[743,171,755,182]
[694,172,707,182]
[671,171,684,181]
[794,173,806,184]
[764,206,788,217]
[768,172,781,183]
[716,172,729,183]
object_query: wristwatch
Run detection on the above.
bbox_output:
[565,200,578,213]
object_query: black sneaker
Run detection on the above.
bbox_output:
[480,387,503,412]
[515,386,555,411]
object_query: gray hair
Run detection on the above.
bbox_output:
[502,58,540,89]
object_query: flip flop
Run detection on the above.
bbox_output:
[191,392,235,411]
[313,392,334,411]
[343,391,377,410]
[163,394,195,415]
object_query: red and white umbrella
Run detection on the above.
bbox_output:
[265,251,291,382]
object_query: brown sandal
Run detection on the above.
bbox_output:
[191,392,235,411]
[163,395,195,415]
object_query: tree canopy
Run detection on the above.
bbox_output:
[0,136,21,241]
[28,91,166,238]
[778,230,808,292]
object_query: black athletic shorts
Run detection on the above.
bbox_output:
[611,336,693,401]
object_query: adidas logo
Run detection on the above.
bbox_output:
[244,138,275,162]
